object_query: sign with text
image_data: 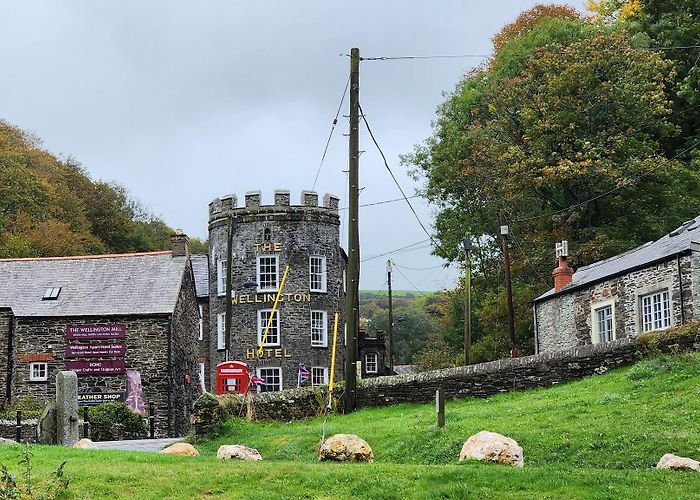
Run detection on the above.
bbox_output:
[66,324,126,340]
[66,342,125,358]
[78,392,124,406]
[66,359,125,376]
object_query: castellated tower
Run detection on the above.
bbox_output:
[207,190,346,391]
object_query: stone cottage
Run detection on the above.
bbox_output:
[533,218,700,353]
[0,235,200,437]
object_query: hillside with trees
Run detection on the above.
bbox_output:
[403,2,700,364]
[0,120,205,258]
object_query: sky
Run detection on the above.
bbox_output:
[0,0,584,291]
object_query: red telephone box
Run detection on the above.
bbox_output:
[216,361,250,395]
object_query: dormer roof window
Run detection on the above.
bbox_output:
[42,287,61,300]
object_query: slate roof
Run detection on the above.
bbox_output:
[190,254,209,298]
[0,251,188,317]
[535,217,700,303]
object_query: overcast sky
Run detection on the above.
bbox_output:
[0,0,584,291]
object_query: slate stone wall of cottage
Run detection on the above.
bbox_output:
[197,299,211,390]
[535,254,695,353]
[0,309,12,403]
[207,190,346,392]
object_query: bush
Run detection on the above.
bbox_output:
[0,396,45,420]
[88,402,148,441]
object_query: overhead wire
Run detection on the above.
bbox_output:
[338,195,419,210]
[311,76,350,191]
[392,265,429,298]
[360,239,431,263]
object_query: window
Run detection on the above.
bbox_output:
[311,366,328,386]
[365,353,378,374]
[217,259,227,296]
[198,304,204,341]
[29,363,47,382]
[310,310,328,347]
[309,256,327,293]
[641,290,671,332]
[594,305,614,343]
[257,255,279,292]
[217,313,226,350]
[257,309,280,346]
[257,367,282,392]
[198,362,206,391]
[42,287,61,300]
[263,228,272,242]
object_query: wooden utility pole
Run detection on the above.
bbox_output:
[344,47,360,413]
[462,238,472,365]
[387,259,394,374]
[500,215,517,356]
[224,216,234,360]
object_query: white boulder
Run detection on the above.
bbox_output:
[459,431,523,467]
[657,453,700,472]
[217,444,262,461]
[319,434,374,462]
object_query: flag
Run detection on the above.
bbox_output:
[298,363,310,387]
[249,373,266,388]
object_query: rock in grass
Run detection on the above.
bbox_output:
[657,453,700,472]
[459,431,523,467]
[319,434,374,462]
[160,442,199,457]
[73,438,96,449]
[217,445,262,461]
[0,438,17,445]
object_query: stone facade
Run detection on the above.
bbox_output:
[358,329,390,377]
[207,190,346,392]
[535,253,696,353]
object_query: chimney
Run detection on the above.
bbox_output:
[171,229,189,257]
[552,240,573,292]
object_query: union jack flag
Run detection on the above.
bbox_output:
[249,373,266,388]
[298,363,310,386]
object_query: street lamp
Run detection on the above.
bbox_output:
[461,237,472,365]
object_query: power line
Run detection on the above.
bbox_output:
[311,76,350,191]
[358,103,446,255]
[360,239,430,263]
[513,137,700,224]
[338,195,419,211]
[392,264,429,298]
[394,262,449,271]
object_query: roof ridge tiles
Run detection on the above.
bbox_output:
[0,250,173,263]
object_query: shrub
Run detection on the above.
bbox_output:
[0,444,69,499]
[88,402,148,441]
[0,396,45,420]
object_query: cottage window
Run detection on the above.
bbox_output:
[309,256,327,293]
[594,305,614,343]
[310,310,328,347]
[365,353,378,374]
[29,362,48,382]
[42,287,61,300]
[198,304,204,341]
[311,366,329,386]
[257,255,279,292]
[217,313,226,350]
[641,290,671,332]
[257,309,280,346]
[217,259,227,296]
[257,367,282,392]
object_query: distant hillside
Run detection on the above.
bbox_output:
[0,120,188,258]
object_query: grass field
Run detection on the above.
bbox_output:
[1,354,700,499]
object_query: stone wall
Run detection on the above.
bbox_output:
[197,299,211,390]
[535,253,695,353]
[207,191,346,391]
[0,309,12,402]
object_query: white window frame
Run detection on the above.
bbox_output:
[640,289,671,333]
[310,310,328,347]
[198,304,204,341]
[311,366,329,386]
[217,259,227,297]
[198,362,206,392]
[256,255,279,293]
[29,362,48,382]
[257,367,282,392]
[42,287,61,300]
[309,255,327,293]
[365,353,378,374]
[257,309,280,347]
[591,299,616,344]
[217,313,225,350]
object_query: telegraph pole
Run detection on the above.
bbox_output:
[386,259,394,374]
[224,216,234,360]
[461,238,472,365]
[344,47,360,413]
[500,214,518,356]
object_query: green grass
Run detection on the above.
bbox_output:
[1,354,700,498]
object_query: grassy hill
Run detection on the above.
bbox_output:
[1,353,699,498]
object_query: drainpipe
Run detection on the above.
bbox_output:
[167,317,173,437]
[677,253,685,325]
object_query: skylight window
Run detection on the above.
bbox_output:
[42,287,61,300]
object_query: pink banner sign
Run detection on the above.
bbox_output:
[66,343,125,358]
[66,359,125,376]
[66,324,126,340]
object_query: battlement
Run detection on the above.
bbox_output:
[208,190,340,220]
